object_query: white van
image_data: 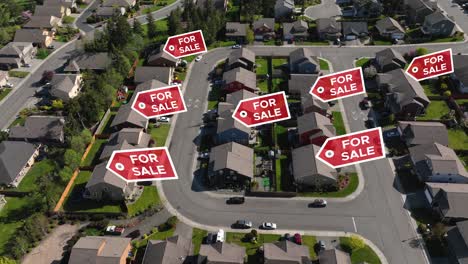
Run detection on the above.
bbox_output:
[216,229,225,242]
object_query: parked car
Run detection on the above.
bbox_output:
[3,82,13,88]
[317,240,326,251]
[105,225,125,235]
[384,130,400,138]
[309,199,327,208]
[261,222,277,230]
[232,44,242,49]
[226,197,245,204]
[283,233,291,241]
[23,63,31,68]
[216,229,225,242]
[35,86,49,96]
[198,152,210,160]
[126,229,141,239]
[293,233,302,245]
[365,117,376,128]
[205,233,216,244]
[213,79,225,85]
[172,79,182,84]
[233,220,252,229]
[158,117,170,123]
[359,98,371,109]
[195,55,203,62]
[47,45,55,49]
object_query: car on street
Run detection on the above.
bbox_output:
[195,55,202,62]
[158,117,170,123]
[233,220,252,229]
[309,199,327,208]
[35,86,49,96]
[226,196,245,204]
[261,222,277,230]
[232,44,241,49]
[293,233,302,245]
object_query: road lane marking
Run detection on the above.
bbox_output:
[352,217,357,232]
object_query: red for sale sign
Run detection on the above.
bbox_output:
[232,91,290,127]
[131,85,187,119]
[310,67,365,102]
[316,127,385,169]
[107,147,178,182]
[406,49,453,81]
[163,30,207,59]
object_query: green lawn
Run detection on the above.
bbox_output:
[275,158,282,191]
[332,111,346,135]
[208,40,237,49]
[227,232,281,263]
[299,173,359,197]
[302,235,318,260]
[271,78,285,93]
[340,237,381,264]
[0,88,11,102]
[192,228,207,254]
[448,129,468,150]
[208,101,218,110]
[81,139,107,167]
[274,124,288,150]
[63,171,123,213]
[295,41,329,46]
[149,123,171,147]
[135,226,175,249]
[355,58,370,68]
[459,154,468,169]
[9,116,26,128]
[8,70,29,78]
[142,0,178,14]
[416,101,450,120]
[126,186,161,217]
[256,58,268,75]
[272,58,287,69]
[319,58,330,71]
[258,79,268,93]
[62,16,75,24]
[428,35,464,43]
[35,48,50,59]
[98,112,116,134]
[226,4,240,21]
[17,159,55,192]
[373,40,392,45]
[422,82,439,96]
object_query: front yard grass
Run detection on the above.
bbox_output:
[192,228,208,254]
[355,58,370,68]
[8,70,29,78]
[332,111,346,135]
[256,58,268,75]
[272,58,287,69]
[126,186,160,217]
[35,48,51,59]
[62,15,75,24]
[340,237,381,264]
[142,0,177,14]
[258,79,268,93]
[416,101,449,120]
[227,232,281,262]
[275,158,282,192]
[135,225,176,249]
[81,139,107,167]
[319,58,330,70]
[0,88,11,102]
[295,41,329,46]
[271,77,286,93]
[302,235,318,260]
[299,173,359,197]
[448,129,468,150]
[422,82,438,96]
[149,123,171,147]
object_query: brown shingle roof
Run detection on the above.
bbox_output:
[398,121,448,146]
[199,242,246,264]
[263,240,311,263]
[223,67,256,90]
[210,142,254,178]
[142,235,192,264]
[69,236,131,264]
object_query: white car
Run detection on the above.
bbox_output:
[195,55,202,62]
[216,229,225,242]
[158,117,171,123]
[23,63,31,68]
[3,82,13,88]
[261,222,277,230]
[232,44,242,49]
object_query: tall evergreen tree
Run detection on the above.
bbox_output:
[146,12,157,39]
[168,8,183,36]
[132,18,144,36]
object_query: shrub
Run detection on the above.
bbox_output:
[440,83,448,90]
[348,235,365,250]
[167,216,178,227]
[443,90,452,97]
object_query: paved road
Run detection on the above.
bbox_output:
[74,0,100,33]
[160,43,468,264]
[437,0,468,33]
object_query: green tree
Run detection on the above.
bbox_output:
[59,166,74,180]
[107,15,132,50]
[132,18,144,36]
[146,12,157,39]
[440,83,448,90]
[81,129,92,145]
[416,47,429,56]
[246,26,254,44]
[70,136,86,153]
[64,149,81,170]
[0,256,16,264]
[52,99,64,110]
[168,8,183,36]
[348,235,365,250]
[443,90,452,97]
[112,50,132,77]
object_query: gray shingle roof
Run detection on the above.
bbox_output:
[223,67,256,90]
[24,16,60,29]
[446,220,468,263]
[453,55,468,87]
[428,183,468,219]
[297,112,335,137]
[110,104,148,129]
[147,46,178,65]
[253,18,275,31]
[50,74,79,98]
[342,21,369,36]
[283,20,309,36]
[375,17,405,34]
[289,48,320,73]
[225,22,248,37]
[292,144,337,182]
[100,128,151,160]
[425,11,453,25]
[0,141,37,185]
[228,48,255,68]
[9,115,65,143]
[134,66,172,84]
[0,42,34,57]
[210,142,254,178]
[398,121,448,146]
[86,162,128,190]
[142,235,192,264]
[69,236,131,264]
[64,53,111,72]
[318,248,351,264]
[263,240,311,263]
[316,18,342,34]
[14,29,49,44]
[199,242,246,264]
[375,48,406,68]
[102,0,134,7]
[34,5,63,17]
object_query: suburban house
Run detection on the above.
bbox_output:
[397,121,449,146]
[374,48,407,73]
[421,11,456,37]
[446,220,468,264]
[291,144,337,188]
[225,22,248,43]
[283,20,309,42]
[198,242,246,264]
[404,0,440,24]
[102,0,136,8]
[84,162,137,201]
[318,249,351,264]
[14,29,54,48]
[147,46,179,67]
[375,17,405,40]
[133,79,167,95]
[451,55,468,93]
[274,0,294,20]
[49,74,82,101]
[134,66,173,84]
[64,52,111,73]
[352,0,382,17]
[223,67,257,93]
[261,240,312,264]
[316,18,342,41]
[409,143,468,183]
[216,90,257,145]
[297,112,335,146]
[342,21,369,40]
[110,104,149,131]
[253,18,275,41]
[0,42,37,70]
[34,4,71,18]
[96,7,126,18]
[208,142,254,188]
[425,182,468,222]
[9,115,65,144]
[196,0,228,11]
[289,48,320,74]
[99,128,152,161]
[0,71,9,87]
[23,16,61,30]
[69,236,132,264]
[142,235,192,264]
[378,69,430,119]
[0,141,39,187]
[288,74,318,96]
[227,47,255,71]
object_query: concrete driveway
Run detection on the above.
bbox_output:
[304,0,342,19]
